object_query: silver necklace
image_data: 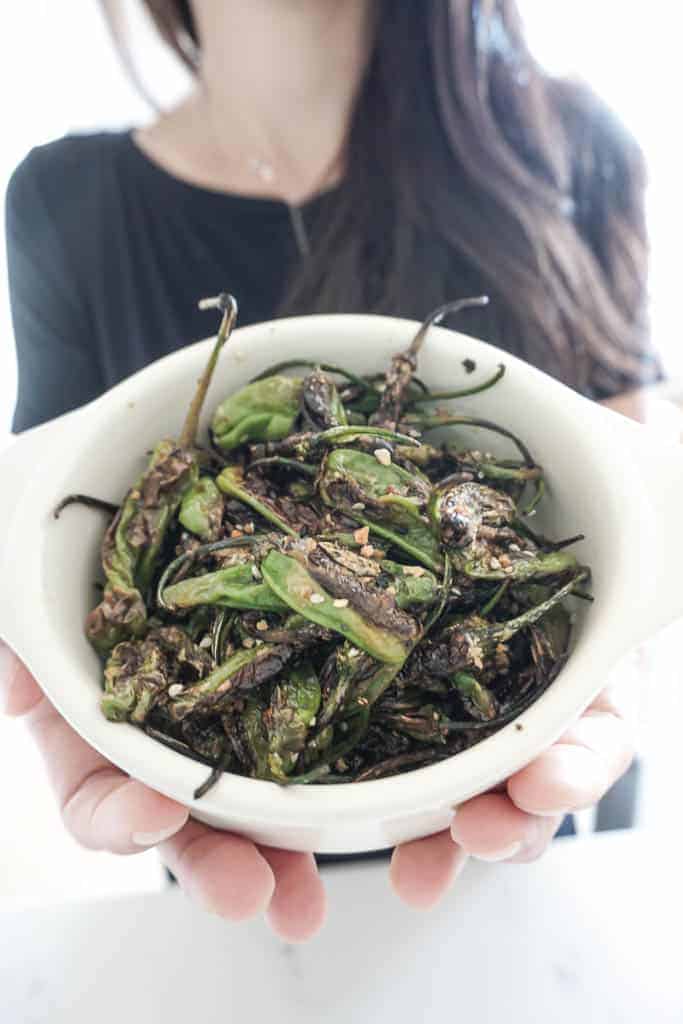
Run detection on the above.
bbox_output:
[248,156,311,258]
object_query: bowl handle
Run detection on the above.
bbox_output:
[620,419,683,643]
[0,415,78,650]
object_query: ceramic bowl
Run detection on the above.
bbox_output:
[1,314,681,853]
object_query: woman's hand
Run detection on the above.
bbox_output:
[1,641,635,934]
[390,680,636,908]
[0,643,326,942]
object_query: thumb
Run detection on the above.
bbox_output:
[0,643,44,716]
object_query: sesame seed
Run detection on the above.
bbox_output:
[360,544,375,558]
[351,502,366,511]
[198,635,213,649]
[243,637,255,648]
[256,619,269,631]
[168,684,184,698]
[310,593,325,605]
[333,598,350,608]
[509,543,521,553]
[251,565,262,580]
[489,557,501,570]
[244,521,255,535]
[374,448,392,466]
[403,565,425,577]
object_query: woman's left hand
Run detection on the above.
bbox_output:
[390,682,636,908]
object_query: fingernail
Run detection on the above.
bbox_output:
[475,841,522,863]
[132,824,183,847]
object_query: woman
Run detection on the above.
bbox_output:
[2,0,648,941]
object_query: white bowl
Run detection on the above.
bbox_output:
[1,314,682,853]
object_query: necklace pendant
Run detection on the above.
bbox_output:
[248,156,275,184]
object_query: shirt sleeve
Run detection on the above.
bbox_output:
[5,149,103,432]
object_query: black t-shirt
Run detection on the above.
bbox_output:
[6,131,339,432]
[6,130,651,433]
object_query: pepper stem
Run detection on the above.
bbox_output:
[408,296,490,358]
[179,293,238,449]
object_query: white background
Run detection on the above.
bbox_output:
[0,1,680,912]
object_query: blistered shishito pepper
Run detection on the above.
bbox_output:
[179,477,224,540]
[216,465,298,537]
[460,549,578,582]
[300,367,348,430]
[442,573,587,675]
[451,672,498,721]
[429,480,516,549]
[169,642,293,721]
[211,375,302,451]
[266,662,321,780]
[86,441,198,654]
[161,562,288,614]
[370,297,490,429]
[319,448,442,570]
[261,548,411,665]
[239,699,270,778]
[87,294,238,654]
[380,560,439,609]
[101,626,211,723]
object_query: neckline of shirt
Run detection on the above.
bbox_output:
[121,129,343,217]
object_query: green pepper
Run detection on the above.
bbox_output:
[458,549,578,581]
[169,642,293,721]
[380,560,439,609]
[212,375,302,451]
[101,626,211,724]
[87,294,238,654]
[86,441,198,654]
[319,449,442,570]
[300,368,348,430]
[370,297,489,429]
[162,563,288,614]
[445,573,586,672]
[261,549,410,665]
[451,672,497,720]
[240,699,270,778]
[266,661,321,780]
[216,465,298,537]
[179,477,224,540]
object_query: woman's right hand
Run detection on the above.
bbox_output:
[0,642,327,942]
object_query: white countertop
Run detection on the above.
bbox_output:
[0,830,679,1024]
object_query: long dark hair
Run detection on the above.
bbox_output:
[108,0,657,397]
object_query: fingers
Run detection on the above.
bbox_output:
[451,689,636,862]
[159,820,275,922]
[451,792,561,863]
[24,693,188,854]
[390,829,468,909]
[0,644,43,716]
[508,706,635,817]
[259,847,327,942]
